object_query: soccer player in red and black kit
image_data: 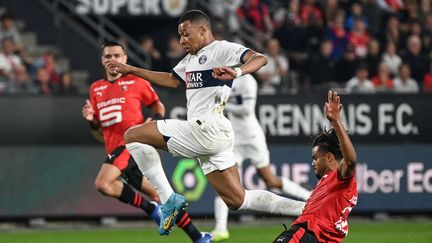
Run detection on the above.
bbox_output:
[273,91,358,243]
[82,40,211,243]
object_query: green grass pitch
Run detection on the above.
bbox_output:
[0,221,431,243]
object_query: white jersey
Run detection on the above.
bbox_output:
[226,74,266,145]
[172,40,249,120]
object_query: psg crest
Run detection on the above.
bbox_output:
[198,55,207,64]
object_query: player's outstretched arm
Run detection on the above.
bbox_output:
[325,91,357,179]
[106,60,180,88]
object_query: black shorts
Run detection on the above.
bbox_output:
[104,145,143,190]
[273,223,319,243]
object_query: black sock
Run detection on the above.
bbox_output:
[118,183,155,214]
[176,211,202,241]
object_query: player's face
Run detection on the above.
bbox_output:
[311,146,330,179]
[178,21,205,54]
[101,46,127,75]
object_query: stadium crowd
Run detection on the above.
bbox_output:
[208,0,432,95]
[0,12,78,95]
[2,0,432,95]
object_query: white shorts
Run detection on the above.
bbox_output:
[234,138,270,169]
[157,116,236,175]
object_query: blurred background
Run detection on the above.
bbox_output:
[0,0,431,239]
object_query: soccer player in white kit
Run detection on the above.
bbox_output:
[106,10,305,236]
[212,74,311,241]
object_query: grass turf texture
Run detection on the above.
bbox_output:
[0,221,431,243]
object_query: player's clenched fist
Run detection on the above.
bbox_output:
[82,99,95,121]
[212,66,236,80]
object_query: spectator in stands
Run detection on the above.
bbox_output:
[273,0,301,29]
[345,2,369,31]
[394,63,419,93]
[371,62,394,92]
[300,0,323,25]
[363,39,381,77]
[237,0,274,49]
[165,35,185,69]
[399,0,421,30]
[345,64,375,94]
[0,38,31,94]
[379,15,402,50]
[273,5,307,76]
[382,40,402,76]
[377,0,404,13]
[422,62,432,94]
[422,13,432,54]
[336,45,358,84]
[0,13,22,52]
[211,0,242,33]
[322,0,339,27]
[308,40,337,90]
[56,71,78,95]
[256,38,289,95]
[403,35,430,84]
[349,18,371,58]
[325,11,349,60]
[420,0,431,17]
[363,0,382,36]
[399,20,423,51]
[33,50,62,86]
[304,5,325,55]
[34,67,53,95]
[139,35,163,70]
[407,19,422,37]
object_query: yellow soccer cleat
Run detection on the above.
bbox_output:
[211,230,230,242]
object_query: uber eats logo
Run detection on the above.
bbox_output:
[172,159,207,201]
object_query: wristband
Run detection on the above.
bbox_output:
[152,113,164,120]
[234,67,242,78]
[88,121,100,130]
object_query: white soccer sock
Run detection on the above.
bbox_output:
[238,190,305,216]
[281,177,312,201]
[214,195,229,232]
[126,142,174,204]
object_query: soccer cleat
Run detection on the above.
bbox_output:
[149,201,161,226]
[195,232,212,243]
[159,193,188,235]
[211,230,229,242]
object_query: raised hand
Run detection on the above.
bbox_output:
[325,90,342,123]
[82,99,95,121]
[105,60,133,74]
[212,66,237,80]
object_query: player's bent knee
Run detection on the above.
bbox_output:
[94,179,113,196]
[264,178,280,188]
[124,127,137,144]
[222,194,244,210]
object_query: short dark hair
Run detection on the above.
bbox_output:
[312,128,343,160]
[1,13,14,22]
[178,10,210,26]
[100,40,126,54]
